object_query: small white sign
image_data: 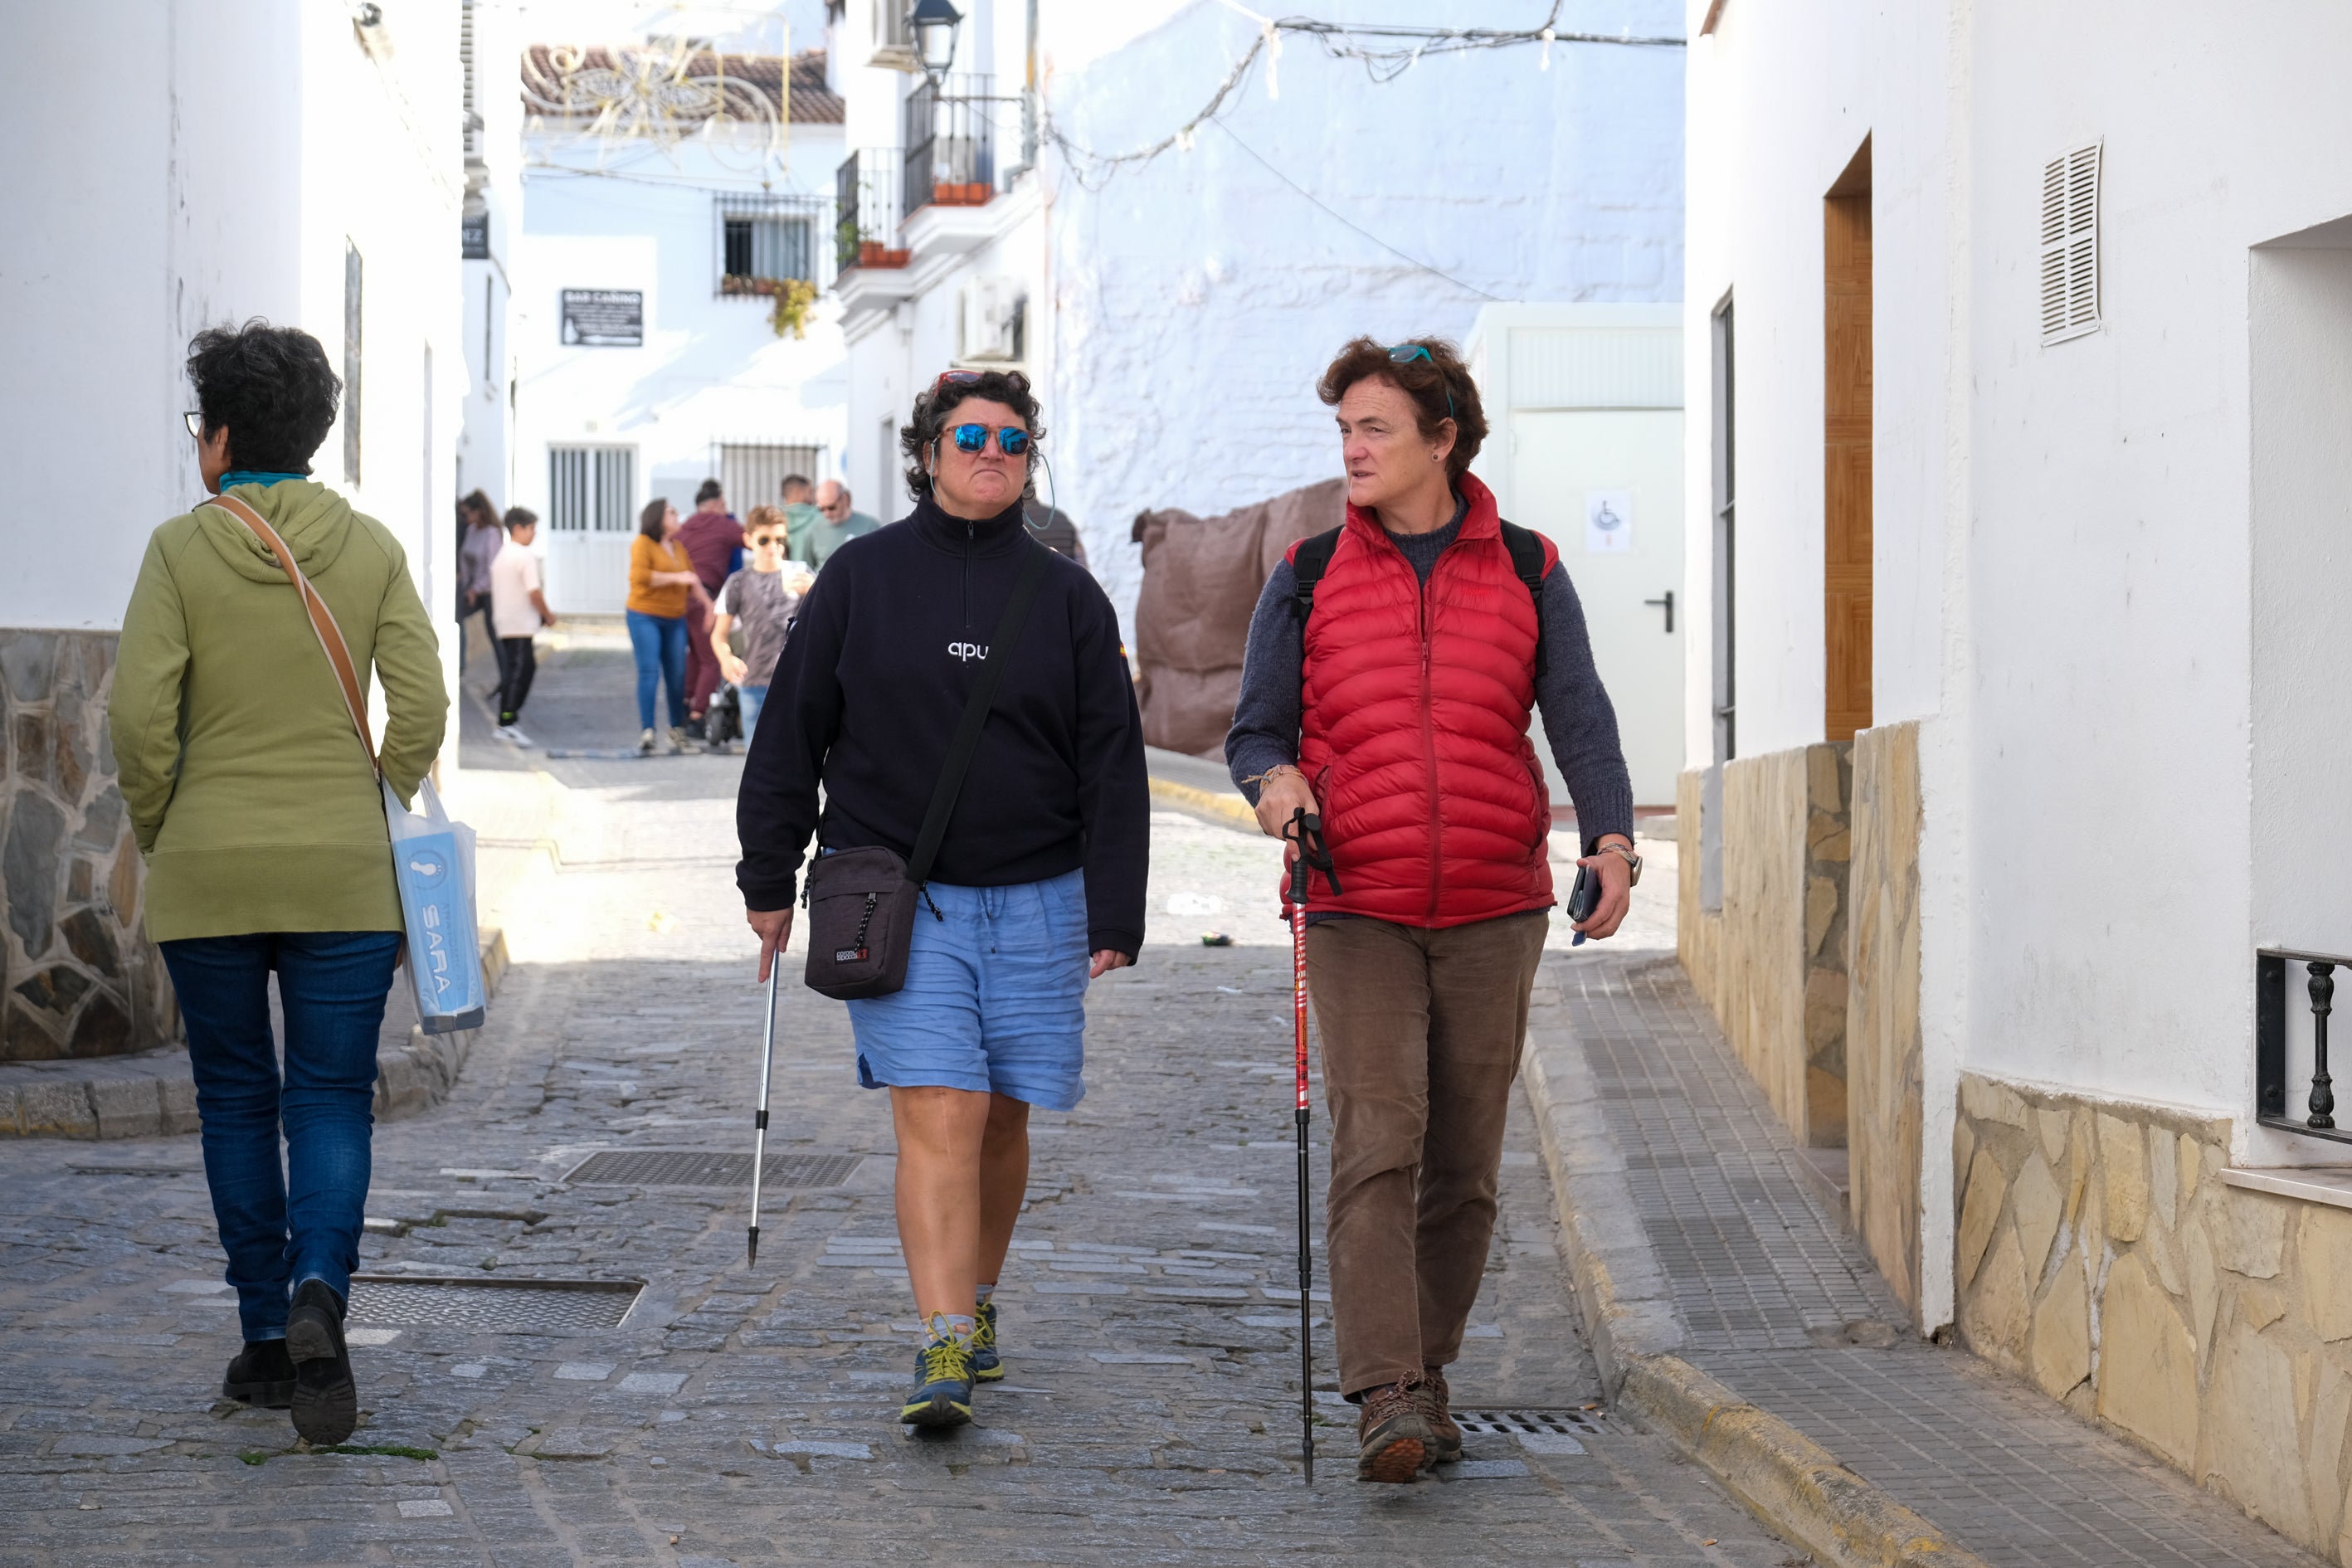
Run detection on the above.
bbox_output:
[1585,489,1634,553]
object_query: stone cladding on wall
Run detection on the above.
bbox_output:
[1674,743,1853,1150]
[1955,1074,2352,1560]
[1847,721,1922,1315]
[0,631,176,1061]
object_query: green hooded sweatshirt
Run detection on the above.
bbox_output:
[110,480,448,942]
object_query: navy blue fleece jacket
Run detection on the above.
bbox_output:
[734,494,1150,959]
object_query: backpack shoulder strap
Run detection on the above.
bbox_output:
[1288,526,1345,627]
[1497,520,1551,678]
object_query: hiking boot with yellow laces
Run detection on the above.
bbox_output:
[900,1325,976,1429]
[1356,1377,1434,1483]
[970,1298,1004,1383]
[1414,1366,1463,1464]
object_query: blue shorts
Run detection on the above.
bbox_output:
[845,869,1089,1112]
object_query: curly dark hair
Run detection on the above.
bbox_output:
[898,370,1044,502]
[185,319,343,474]
[1317,336,1488,483]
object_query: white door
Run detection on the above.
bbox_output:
[1508,408,1685,806]
[544,445,636,614]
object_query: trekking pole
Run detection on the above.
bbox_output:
[1283,806,1338,1484]
[747,962,780,1268]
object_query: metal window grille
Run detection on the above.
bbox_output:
[548,446,636,532]
[903,74,995,222]
[2039,141,2101,343]
[343,241,363,485]
[716,193,829,295]
[718,443,824,514]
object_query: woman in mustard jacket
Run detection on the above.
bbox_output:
[626,499,700,753]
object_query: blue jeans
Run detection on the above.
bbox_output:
[626,609,688,731]
[160,930,403,1342]
[738,682,767,738]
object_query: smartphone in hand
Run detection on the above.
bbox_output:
[1567,863,1601,947]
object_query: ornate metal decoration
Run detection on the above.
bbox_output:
[522,41,791,173]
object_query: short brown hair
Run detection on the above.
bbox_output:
[1317,336,1487,482]
[744,504,786,538]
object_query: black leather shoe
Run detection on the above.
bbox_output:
[285,1279,358,1445]
[222,1339,295,1409]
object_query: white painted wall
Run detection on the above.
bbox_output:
[1043,0,1686,645]
[1687,0,2352,1319]
[509,125,850,611]
[0,0,463,762]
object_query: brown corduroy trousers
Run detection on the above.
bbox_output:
[1305,909,1550,1397]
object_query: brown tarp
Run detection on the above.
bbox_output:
[1129,478,1345,757]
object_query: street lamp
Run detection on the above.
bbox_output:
[909,0,962,85]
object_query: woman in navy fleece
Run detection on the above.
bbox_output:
[736,369,1148,1431]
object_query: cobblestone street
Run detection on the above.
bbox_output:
[0,631,1791,1566]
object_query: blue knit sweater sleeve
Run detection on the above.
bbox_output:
[1222,554,1636,854]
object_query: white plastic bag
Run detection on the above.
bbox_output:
[384,777,485,1034]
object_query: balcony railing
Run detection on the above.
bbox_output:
[835,149,907,274]
[902,74,996,222]
[2257,948,2352,1144]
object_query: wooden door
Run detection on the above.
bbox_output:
[1824,140,1873,742]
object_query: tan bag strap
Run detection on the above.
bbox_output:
[202,492,381,780]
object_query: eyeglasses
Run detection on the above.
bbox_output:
[1384,343,1454,421]
[750,533,781,548]
[948,424,1031,456]
[183,411,206,440]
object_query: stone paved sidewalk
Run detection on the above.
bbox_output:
[0,640,1798,1566]
[1549,955,2324,1568]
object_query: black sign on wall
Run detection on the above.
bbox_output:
[461,213,489,259]
[560,290,644,347]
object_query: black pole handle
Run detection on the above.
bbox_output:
[1283,807,1342,901]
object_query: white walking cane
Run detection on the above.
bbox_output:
[747,963,780,1267]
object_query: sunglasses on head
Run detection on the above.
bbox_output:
[1384,343,1454,421]
[936,369,1030,392]
[947,423,1031,456]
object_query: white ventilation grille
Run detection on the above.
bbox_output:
[2039,141,2101,343]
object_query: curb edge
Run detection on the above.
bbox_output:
[1147,775,1258,830]
[1524,962,1991,1568]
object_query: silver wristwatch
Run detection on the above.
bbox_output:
[1600,843,1643,886]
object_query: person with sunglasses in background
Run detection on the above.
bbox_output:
[1225,337,1638,1483]
[736,369,1148,1433]
[710,504,812,739]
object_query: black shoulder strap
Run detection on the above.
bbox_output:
[908,543,1053,886]
[1288,527,1344,626]
[1497,520,1550,678]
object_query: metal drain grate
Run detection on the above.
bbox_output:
[1454,1407,1609,1438]
[562,1149,865,1189]
[348,1275,643,1332]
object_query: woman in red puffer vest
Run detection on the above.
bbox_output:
[1226,337,1639,1483]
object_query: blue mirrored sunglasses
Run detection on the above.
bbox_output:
[949,423,1031,456]
[1384,343,1454,420]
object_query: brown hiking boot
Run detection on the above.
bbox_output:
[1356,1378,1433,1483]
[1414,1366,1463,1464]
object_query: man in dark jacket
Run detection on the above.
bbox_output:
[676,478,742,736]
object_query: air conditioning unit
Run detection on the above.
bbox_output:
[957,276,1026,364]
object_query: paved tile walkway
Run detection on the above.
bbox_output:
[1556,956,2325,1568]
[0,641,1797,1566]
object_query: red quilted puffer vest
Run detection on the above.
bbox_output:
[1291,473,1556,928]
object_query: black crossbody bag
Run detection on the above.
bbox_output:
[801,543,1053,1000]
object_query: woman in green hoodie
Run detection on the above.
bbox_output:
[110,320,447,1446]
